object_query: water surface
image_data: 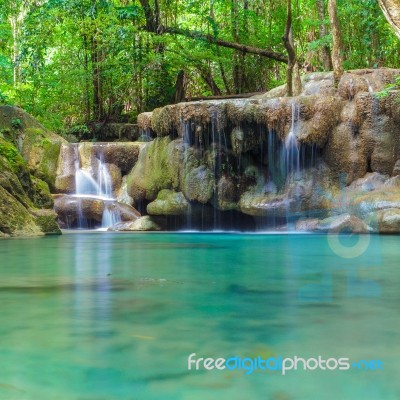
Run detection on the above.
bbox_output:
[0,233,398,400]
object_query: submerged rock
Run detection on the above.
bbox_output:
[109,216,163,231]
[316,214,370,233]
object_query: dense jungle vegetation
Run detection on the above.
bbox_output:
[0,0,399,134]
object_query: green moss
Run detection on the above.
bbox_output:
[31,210,61,235]
[127,137,181,201]
[31,177,53,208]
[151,107,173,136]
[0,138,25,174]
[0,186,41,236]
[147,189,190,216]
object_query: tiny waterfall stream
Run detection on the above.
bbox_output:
[73,145,121,229]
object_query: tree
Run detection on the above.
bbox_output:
[378,0,400,39]
[316,0,332,71]
[328,0,344,85]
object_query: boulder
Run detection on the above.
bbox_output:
[109,216,163,231]
[30,209,61,235]
[216,176,239,211]
[126,137,182,202]
[295,218,319,231]
[182,165,214,204]
[147,189,190,216]
[53,195,140,227]
[0,106,66,189]
[0,186,42,236]
[375,208,400,233]
[316,214,370,233]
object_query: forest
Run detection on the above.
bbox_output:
[0,0,400,137]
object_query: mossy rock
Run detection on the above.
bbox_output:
[151,106,174,136]
[126,137,182,202]
[0,186,42,236]
[182,165,214,204]
[0,106,65,189]
[0,158,30,208]
[0,137,26,174]
[22,128,63,189]
[147,189,190,216]
[30,209,61,235]
[31,177,53,208]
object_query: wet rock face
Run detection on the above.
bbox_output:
[315,214,370,234]
[55,142,144,196]
[0,130,60,236]
[0,186,42,236]
[0,105,66,191]
[147,190,190,216]
[53,195,140,229]
[48,68,400,233]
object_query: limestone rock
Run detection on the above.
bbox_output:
[316,214,370,233]
[376,208,400,233]
[295,218,319,231]
[216,176,239,211]
[147,190,190,216]
[30,209,61,235]
[54,195,140,227]
[0,105,66,189]
[126,137,182,202]
[0,186,42,236]
[109,216,163,231]
[182,165,214,204]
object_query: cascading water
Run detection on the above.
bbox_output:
[73,144,121,229]
[284,101,301,176]
[98,154,113,199]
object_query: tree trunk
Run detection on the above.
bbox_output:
[91,37,103,120]
[283,0,296,96]
[328,0,344,86]
[82,34,91,120]
[173,70,186,103]
[10,16,19,87]
[378,0,400,39]
[197,66,222,96]
[316,0,333,71]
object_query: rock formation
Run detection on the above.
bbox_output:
[0,106,63,236]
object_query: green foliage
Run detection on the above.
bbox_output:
[376,75,400,99]
[0,90,8,105]
[11,118,22,129]
[0,0,399,132]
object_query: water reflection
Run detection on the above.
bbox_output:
[0,233,398,400]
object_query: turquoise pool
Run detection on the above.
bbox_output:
[0,233,398,399]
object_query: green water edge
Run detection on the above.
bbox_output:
[0,232,398,400]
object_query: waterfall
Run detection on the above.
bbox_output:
[74,145,100,197]
[284,101,300,177]
[101,203,120,228]
[72,144,121,229]
[98,154,113,199]
[366,79,374,94]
